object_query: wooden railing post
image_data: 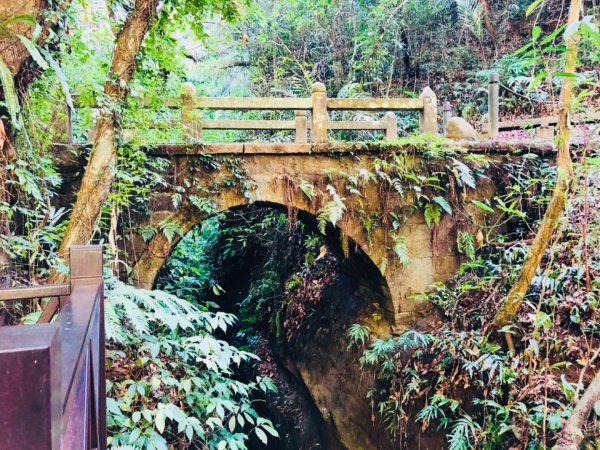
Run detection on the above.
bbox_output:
[419,87,438,134]
[384,112,398,142]
[181,82,202,141]
[295,111,308,143]
[488,73,499,139]
[443,101,452,128]
[311,82,328,143]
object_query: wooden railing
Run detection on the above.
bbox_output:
[180,82,438,143]
[0,246,105,450]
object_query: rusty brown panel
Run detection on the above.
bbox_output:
[61,341,91,450]
[58,283,105,450]
[0,324,61,450]
[58,284,102,410]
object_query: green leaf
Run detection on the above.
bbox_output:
[471,200,494,213]
[540,24,566,45]
[255,428,268,445]
[528,71,546,91]
[1,15,37,27]
[16,35,48,70]
[525,0,544,17]
[532,25,541,40]
[0,57,19,125]
[554,71,577,79]
[586,157,600,166]
[433,196,452,215]
[41,49,74,110]
[155,409,166,433]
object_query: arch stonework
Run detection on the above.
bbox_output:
[127,151,495,328]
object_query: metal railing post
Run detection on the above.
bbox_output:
[0,325,61,450]
[419,87,438,134]
[311,82,328,143]
[66,245,105,450]
[488,73,499,139]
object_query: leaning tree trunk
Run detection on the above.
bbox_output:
[495,0,580,328]
[39,0,159,321]
[553,370,600,449]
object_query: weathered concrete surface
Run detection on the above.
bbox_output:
[126,149,499,329]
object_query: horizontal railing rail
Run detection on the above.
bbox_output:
[0,283,70,301]
[0,245,105,450]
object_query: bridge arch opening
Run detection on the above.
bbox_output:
[151,201,394,450]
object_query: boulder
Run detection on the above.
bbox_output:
[445,117,479,140]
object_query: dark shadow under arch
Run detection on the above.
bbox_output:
[150,200,394,316]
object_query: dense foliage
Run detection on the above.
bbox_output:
[105,276,278,450]
[0,0,599,449]
[350,151,600,448]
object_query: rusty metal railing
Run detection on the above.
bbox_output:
[0,245,105,450]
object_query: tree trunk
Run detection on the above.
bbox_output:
[0,0,74,96]
[479,0,496,42]
[39,0,159,322]
[553,370,600,450]
[495,0,580,327]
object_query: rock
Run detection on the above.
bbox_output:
[445,117,479,140]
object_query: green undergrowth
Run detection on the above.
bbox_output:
[105,275,278,450]
[348,151,600,448]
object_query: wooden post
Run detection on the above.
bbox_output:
[384,112,398,142]
[295,111,308,143]
[443,101,452,128]
[311,82,328,143]
[419,87,438,134]
[488,73,499,139]
[181,82,202,141]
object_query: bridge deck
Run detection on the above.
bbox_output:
[53,138,559,157]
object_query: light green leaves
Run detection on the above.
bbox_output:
[471,199,494,213]
[0,57,19,125]
[525,0,544,18]
[16,35,48,70]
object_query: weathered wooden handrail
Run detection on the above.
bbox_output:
[0,245,105,450]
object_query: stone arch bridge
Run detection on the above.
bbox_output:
[120,141,552,329]
[56,83,555,329]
